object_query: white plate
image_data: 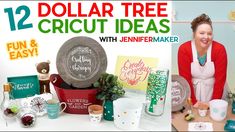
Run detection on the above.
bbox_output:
[172,75,191,112]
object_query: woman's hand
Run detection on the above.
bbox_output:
[193,101,200,108]
[193,101,209,109]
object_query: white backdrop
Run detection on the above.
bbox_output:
[0,1,172,130]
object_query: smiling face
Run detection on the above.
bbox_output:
[193,23,213,50]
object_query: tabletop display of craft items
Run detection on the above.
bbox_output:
[171,74,235,131]
[0,36,169,130]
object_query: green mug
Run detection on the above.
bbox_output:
[46,99,67,119]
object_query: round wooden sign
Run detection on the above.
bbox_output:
[172,75,191,112]
[56,36,107,88]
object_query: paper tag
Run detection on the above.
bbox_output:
[188,122,213,131]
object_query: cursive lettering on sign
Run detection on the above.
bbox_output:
[14,83,34,90]
[71,55,92,65]
[71,62,92,73]
[67,46,97,80]
[119,59,151,85]
[172,81,182,105]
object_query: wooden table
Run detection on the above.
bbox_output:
[172,105,235,131]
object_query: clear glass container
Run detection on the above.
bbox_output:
[145,68,169,116]
[16,107,37,128]
[1,83,19,123]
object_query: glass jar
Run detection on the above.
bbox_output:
[16,107,37,128]
[1,83,19,122]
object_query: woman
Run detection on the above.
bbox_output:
[178,14,228,106]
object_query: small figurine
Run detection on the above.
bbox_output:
[36,60,51,94]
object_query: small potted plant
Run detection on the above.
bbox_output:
[93,73,125,121]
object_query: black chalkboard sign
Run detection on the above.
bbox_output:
[56,36,107,88]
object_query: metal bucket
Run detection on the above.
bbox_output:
[50,74,101,114]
